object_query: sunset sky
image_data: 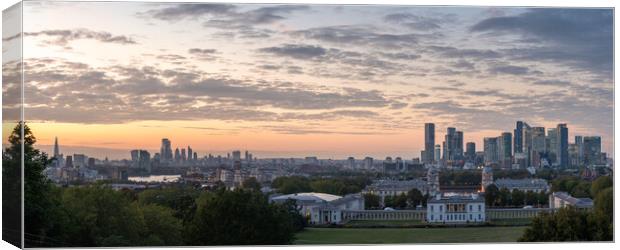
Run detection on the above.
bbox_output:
[2,2,614,159]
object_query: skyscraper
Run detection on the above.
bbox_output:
[583,136,602,166]
[498,132,512,169]
[232,150,241,162]
[160,138,172,162]
[556,124,569,168]
[455,131,464,159]
[424,123,435,164]
[53,136,62,167]
[188,146,193,162]
[465,142,475,162]
[483,137,498,165]
[514,121,524,154]
[65,155,73,168]
[174,148,181,162]
[434,145,441,162]
[444,127,457,161]
[575,136,584,165]
[181,148,187,162]
[546,128,558,163]
[53,136,59,159]
[531,127,546,167]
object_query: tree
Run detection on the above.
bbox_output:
[519,207,590,242]
[363,193,381,210]
[3,123,59,247]
[406,188,424,208]
[242,177,261,191]
[498,188,512,207]
[511,189,525,207]
[59,185,147,246]
[186,189,297,245]
[139,204,184,246]
[393,193,408,209]
[593,187,613,221]
[591,176,612,198]
[484,184,499,207]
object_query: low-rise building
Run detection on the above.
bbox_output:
[493,178,549,192]
[426,193,485,224]
[362,179,428,203]
[549,192,593,210]
[269,192,364,224]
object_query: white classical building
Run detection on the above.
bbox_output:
[493,178,550,192]
[426,193,485,224]
[549,192,594,210]
[269,192,364,224]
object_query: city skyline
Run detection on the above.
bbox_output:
[2,3,613,159]
[36,120,608,161]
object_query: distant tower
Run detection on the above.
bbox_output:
[53,137,60,158]
[481,166,494,192]
[53,137,61,167]
[426,166,440,196]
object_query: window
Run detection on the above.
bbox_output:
[439,215,442,220]
[478,214,481,220]
[431,205,434,211]
[440,206,443,212]
[478,204,481,211]
[431,215,434,220]
[469,214,472,220]
[469,205,472,211]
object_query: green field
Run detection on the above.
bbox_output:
[294,226,527,244]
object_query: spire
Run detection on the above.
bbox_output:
[53,136,59,157]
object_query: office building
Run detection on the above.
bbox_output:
[465,142,475,162]
[424,123,435,164]
[160,138,172,162]
[498,132,512,169]
[483,137,498,164]
[575,136,584,165]
[363,157,374,169]
[174,148,180,162]
[188,146,193,162]
[583,136,602,166]
[514,121,524,154]
[556,124,569,168]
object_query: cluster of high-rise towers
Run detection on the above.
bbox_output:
[421,121,605,169]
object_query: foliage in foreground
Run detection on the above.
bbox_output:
[4,123,302,247]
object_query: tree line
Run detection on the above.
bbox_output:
[484,184,548,207]
[271,175,372,195]
[363,188,428,210]
[519,176,613,242]
[2,124,304,247]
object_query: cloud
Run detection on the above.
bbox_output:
[383,12,455,31]
[532,80,572,86]
[188,48,219,61]
[24,29,137,47]
[141,4,236,21]
[258,44,327,59]
[21,58,401,124]
[471,8,613,77]
[290,25,435,49]
[488,65,542,76]
[426,45,501,59]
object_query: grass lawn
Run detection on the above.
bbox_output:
[294,226,527,244]
[344,220,425,227]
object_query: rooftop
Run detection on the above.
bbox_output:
[270,192,342,203]
[552,192,594,208]
[428,193,484,203]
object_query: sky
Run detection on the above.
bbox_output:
[1,2,614,160]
